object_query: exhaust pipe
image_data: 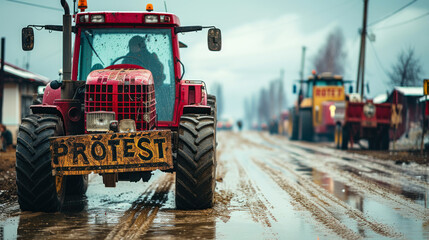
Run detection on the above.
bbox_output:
[60,0,73,99]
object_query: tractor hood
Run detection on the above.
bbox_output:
[84,64,157,132]
[86,64,154,86]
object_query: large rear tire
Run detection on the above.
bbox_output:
[289,109,299,140]
[207,94,218,162]
[380,129,390,150]
[176,114,216,209]
[341,125,349,150]
[299,109,313,141]
[207,94,217,120]
[16,114,66,212]
[368,138,377,150]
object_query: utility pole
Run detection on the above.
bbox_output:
[356,0,369,99]
[299,46,306,81]
[299,46,307,96]
[0,38,5,123]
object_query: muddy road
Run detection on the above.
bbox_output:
[1,131,429,239]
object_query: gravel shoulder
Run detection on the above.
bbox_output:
[347,149,428,165]
[0,148,17,206]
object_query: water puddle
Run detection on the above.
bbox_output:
[339,165,429,208]
[144,209,217,239]
[296,164,429,239]
[0,173,166,239]
[280,141,429,209]
[0,216,18,240]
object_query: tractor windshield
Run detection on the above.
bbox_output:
[314,79,343,87]
[78,28,175,121]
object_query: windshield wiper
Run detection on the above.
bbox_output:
[84,30,105,66]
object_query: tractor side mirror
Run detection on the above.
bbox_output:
[293,84,297,94]
[22,27,34,51]
[349,85,353,93]
[208,28,221,51]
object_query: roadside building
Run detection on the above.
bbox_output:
[1,60,49,144]
[419,96,429,147]
[387,87,423,140]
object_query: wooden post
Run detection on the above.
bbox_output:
[0,38,5,123]
[356,0,368,100]
[421,94,426,154]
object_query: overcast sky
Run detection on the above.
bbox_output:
[1,0,428,121]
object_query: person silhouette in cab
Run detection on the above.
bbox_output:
[123,36,166,83]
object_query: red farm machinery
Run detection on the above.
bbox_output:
[333,0,393,151]
[17,0,221,212]
[333,95,391,150]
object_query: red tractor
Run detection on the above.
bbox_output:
[17,0,221,212]
[333,94,391,150]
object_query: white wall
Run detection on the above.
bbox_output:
[2,83,20,145]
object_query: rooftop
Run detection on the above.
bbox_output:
[1,60,49,85]
[394,86,423,97]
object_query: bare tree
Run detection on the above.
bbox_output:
[244,97,252,127]
[278,70,286,114]
[251,94,257,124]
[258,89,270,124]
[313,28,347,74]
[247,70,288,127]
[269,81,277,118]
[243,70,287,128]
[388,47,422,87]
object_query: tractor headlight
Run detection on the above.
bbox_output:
[91,14,105,23]
[329,105,336,118]
[86,111,115,132]
[79,14,90,23]
[118,119,136,133]
[363,103,376,118]
[145,15,159,23]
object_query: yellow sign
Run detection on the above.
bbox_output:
[391,104,403,128]
[424,79,429,95]
[312,86,345,126]
[50,130,173,175]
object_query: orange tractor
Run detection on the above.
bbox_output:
[289,72,348,141]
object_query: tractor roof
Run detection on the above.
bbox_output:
[307,72,343,80]
[75,11,181,26]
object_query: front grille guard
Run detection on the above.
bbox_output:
[85,83,156,131]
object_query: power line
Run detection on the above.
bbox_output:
[283,0,356,27]
[368,0,417,27]
[367,37,390,78]
[6,0,62,12]
[375,11,429,30]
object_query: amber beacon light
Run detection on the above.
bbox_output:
[146,3,154,12]
[78,0,88,12]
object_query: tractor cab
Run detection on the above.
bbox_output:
[303,72,345,99]
[74,11,182,126]
[74,9,220,127]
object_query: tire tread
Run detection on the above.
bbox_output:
[16,114,65,212]
[176,114,216,210]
